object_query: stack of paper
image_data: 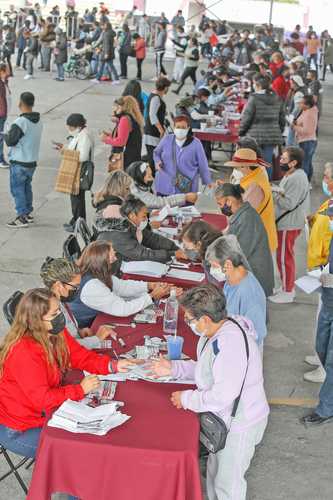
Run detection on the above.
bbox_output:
[150,205,169,223]
[166,268,205,282]
[179,206,201,217]
[48,400,130,435]
[121,260,168,277]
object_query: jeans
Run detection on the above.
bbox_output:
[316,306,333,417]
[26,53,35,75]
[260,144,275,180]
[307,53,318,72]
[91,54,99,74]
[41,46,52,71]
[56,63,64,80]
[16,47,24,67]
[119,52,128,77]
[299,140,317,181]
[96,59,119,81]
[0,116,6,162]
[0,424,41,459]
[9,163,36,217]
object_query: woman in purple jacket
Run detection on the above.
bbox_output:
[153,115,212,195]
[151,284,269,500]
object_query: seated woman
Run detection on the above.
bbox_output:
[41,257,116,349]
[206,235,267,349]
[0,288,132,461]
[150,285,269,500]
[154,115,212,196]
[97,196,184,263]
[69,240,172,328]
[180,220,221,284]
[215,183,274,297]
[94,170,132,219]
[127,161,198,209]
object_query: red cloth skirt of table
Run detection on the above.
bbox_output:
[193,130,239,143]
[27,313,202,500]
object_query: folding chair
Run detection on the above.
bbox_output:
[2,291,24,325]
[0,445,30,494]
[75,217,94,247]
[63,234,82,262]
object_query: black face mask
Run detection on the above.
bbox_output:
[145,180,154,188]
[61,287,79,303]
[280,162,290,172]
[221,204,233,217]
[48,312,66,336]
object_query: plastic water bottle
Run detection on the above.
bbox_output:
[163,289,179,335]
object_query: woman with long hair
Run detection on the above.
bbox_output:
[0,288,132,462]
[101,96,143,169]
[122,79,148,115]
[69,240,171,327]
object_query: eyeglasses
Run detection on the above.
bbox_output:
[62,282,79,291]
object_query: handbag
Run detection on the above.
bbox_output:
[80,149,94,191]
[108,151,124,172]
[172,138,193,193]
[199,317,250,454]
[55,148,81,195]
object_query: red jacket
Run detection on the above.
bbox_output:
[269,61,284,79]
[135,37,146,60]
[272,75,290,101]
[0,329,115,431]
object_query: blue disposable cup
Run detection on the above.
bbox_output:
[167,336,184,360]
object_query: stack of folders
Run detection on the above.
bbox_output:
[48,400,131,435]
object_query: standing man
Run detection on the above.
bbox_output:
[5,92,43,228]
[0,63,11,169]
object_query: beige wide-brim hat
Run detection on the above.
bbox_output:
[224,148,261,168]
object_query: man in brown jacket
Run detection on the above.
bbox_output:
[40,17,56,71]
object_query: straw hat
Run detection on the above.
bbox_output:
[224,148,260,168]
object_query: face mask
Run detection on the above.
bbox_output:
[221,204,233,217]
[48,311,66,335]
[280,162,290,172]
[139,219,148,231]
[174,128,189,140]
[185,248,200,261]
[188,320,204,337]
[61,287,78,303]
[231,169,244,183]
[209,266,226,282]
[145,180,154,188]
[329,220,333,232]
[322,181,331,197]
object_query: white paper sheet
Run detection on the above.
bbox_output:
[150,205,169,222]
[121,261,168,277]
[166,269,205,282]
[295,276,321,294]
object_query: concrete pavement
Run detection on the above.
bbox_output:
[0,54,332,499]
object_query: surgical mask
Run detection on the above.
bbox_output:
[188,320,204,337]
[209,266,226,282]
[184,248,200,261]
[220,204,233,217]
[174,128,189,140]
[61,287,78,303]
[322,180,331,197]
[139,219,148,231]
[329,220,333,232]
[48,311,66,335]
[231,169,244,183]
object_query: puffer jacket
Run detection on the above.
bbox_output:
[239,92,285,145]
[95,203,178,263]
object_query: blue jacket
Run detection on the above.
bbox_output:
[5,112,43,168]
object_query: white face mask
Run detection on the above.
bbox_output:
[189,320,204,337]
[174,128,189,141]
[139,219,148,231]
[209,266,226,282]
[231,169,244,183]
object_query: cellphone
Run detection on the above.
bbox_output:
[52,141,62,147]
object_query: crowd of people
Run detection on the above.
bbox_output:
[0,3,332,500]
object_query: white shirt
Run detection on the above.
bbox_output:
[67,128,94,162]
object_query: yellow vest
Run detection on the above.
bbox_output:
[307,200,331,269]
[241,168,278,252]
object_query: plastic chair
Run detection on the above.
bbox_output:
[2,291,24,325]
[63,234,82,262]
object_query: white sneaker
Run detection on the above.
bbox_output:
[303,366,326,383]
[24,74,33,80]
[111,80,120,85]
[268,290,295,304]
[305,354,321,366]
[91,78,100,83]
[0,162,9,169]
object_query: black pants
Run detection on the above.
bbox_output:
[155,52,166,77]
[70,189,86,224]
[136,58,143,80]
[5,55,13,76]
[322,63,333,80]
[119,52,128,77]
[146,145,156,175]
[175,66,197,94]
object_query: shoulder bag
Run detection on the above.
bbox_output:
[80,148,95,191]
[275,191,309,224]
[172,137,193,193]
[199,317,250,454]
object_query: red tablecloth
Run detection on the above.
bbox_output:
[194,130,239,143]
[27,313,202,500]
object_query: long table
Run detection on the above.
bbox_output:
[27,311,202,500]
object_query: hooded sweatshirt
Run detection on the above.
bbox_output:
[172,315,269,433]
[5,112,43,168]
